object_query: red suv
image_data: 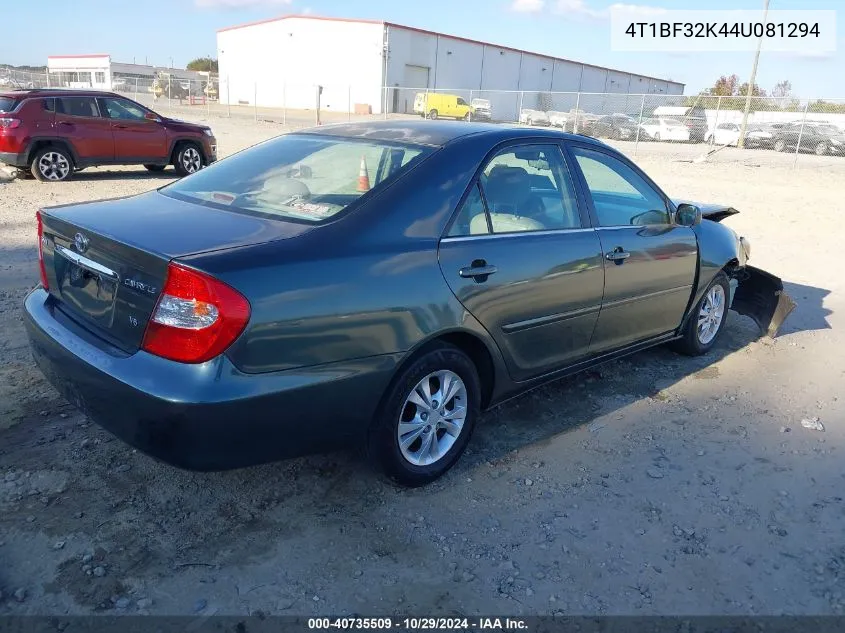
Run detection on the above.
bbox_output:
[0,89,217,182]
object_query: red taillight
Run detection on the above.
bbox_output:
[36,211,49,290]
[141,263,250,364]
[0,118,21,130]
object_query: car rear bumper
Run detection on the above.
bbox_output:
[0,151,26,168]
[24,288,401,471]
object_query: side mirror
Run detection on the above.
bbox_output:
[676,203,702,227]
[144,112,161,122]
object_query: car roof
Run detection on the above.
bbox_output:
[0,88,122,99]
[295,119,606,149]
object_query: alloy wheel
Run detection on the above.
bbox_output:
[397,370,467,467]
[181,147,202,173]
[697,284,726,345]
[38,152,70,181]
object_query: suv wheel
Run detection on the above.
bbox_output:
[31,146,73,183]
[173,144,203,177]
[368,343,481,487]
[144,164,167,172]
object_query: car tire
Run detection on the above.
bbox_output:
[774,139,787,152]
[172,143,204,177]
[368,342,481,487]
[463,112,471,122]
[673,272,730,357]
[30,146,73,183]
[815,142,828,156]
[144,164,167,172]
[654,133,661,142]
[428,109,438,120]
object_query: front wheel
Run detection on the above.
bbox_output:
[173,143,203,177]
[463,112,471,122]
[815,142,828,156]
[368,343,481,487]
[673,273,730,356]
[774,139,787,152]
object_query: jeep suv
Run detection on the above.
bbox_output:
[0,89,217,182]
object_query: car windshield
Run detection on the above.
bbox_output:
[0,96,19,113]
[161,134,432,223]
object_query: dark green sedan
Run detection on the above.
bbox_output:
[24,121,794,486]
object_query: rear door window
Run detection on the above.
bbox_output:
[56,97,100,118]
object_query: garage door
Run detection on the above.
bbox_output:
[398,65,430,113]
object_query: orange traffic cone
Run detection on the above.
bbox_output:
[357,155,370,192]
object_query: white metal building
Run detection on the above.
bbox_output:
[217,15,685,119]
[47,55,203,91]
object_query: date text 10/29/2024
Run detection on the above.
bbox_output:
[308,618,528,630]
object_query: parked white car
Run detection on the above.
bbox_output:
[548,111,569,128]
[639,117,690,142]
[519,109,550,126]
[705,122,776,148]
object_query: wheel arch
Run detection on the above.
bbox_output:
[169,138,206,164]
[384,328,501,412]
[25,138,80,167]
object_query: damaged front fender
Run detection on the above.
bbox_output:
[731,266,796,338]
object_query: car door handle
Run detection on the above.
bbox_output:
[605,248,630,262]
[459,261,498,280]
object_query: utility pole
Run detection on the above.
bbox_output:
[738,0,770,148]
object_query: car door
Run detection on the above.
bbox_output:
[98,96,168,162]
[55,96,114,163]
[567,143,698,354]
[438,142,605,382]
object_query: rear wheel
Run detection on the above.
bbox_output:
[673,273,730,356]
[653,132,661,142]
[31,146,73,182]
[173,143,203,177]
[144,164,166,172]
[428,109,438,120]
[368,343,480,487]
[815,142,829,156]
[774,138,787,152]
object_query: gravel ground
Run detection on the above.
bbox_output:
[0,114,843,616]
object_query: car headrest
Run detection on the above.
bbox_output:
[484,166,531,211]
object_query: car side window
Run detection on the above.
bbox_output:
[56,97,99,118]
[101,98,148,121]
[457,98,468,106]
[571,146,670,227]
[448,183,489,237]
[478,144,581,233]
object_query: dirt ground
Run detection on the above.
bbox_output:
[0,114,843,616]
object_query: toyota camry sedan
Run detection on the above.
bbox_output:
[24,121,794,486]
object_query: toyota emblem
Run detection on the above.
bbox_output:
[73,232,89,253]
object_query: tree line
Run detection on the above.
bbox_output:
[684,75,845,114]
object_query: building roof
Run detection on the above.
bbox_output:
[47,54,110,59]
[217,14,683,88]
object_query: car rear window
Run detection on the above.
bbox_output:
[162,134,433,223]
[0,97,19,113]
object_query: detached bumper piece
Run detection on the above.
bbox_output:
[731,266,796,338]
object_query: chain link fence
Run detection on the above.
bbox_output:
[4,67,844,169]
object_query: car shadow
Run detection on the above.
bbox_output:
[70,169,177,182]
[462,279,831,467]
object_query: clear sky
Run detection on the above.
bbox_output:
[2,0,842,98]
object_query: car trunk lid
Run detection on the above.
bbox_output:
[39,190,312,353]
